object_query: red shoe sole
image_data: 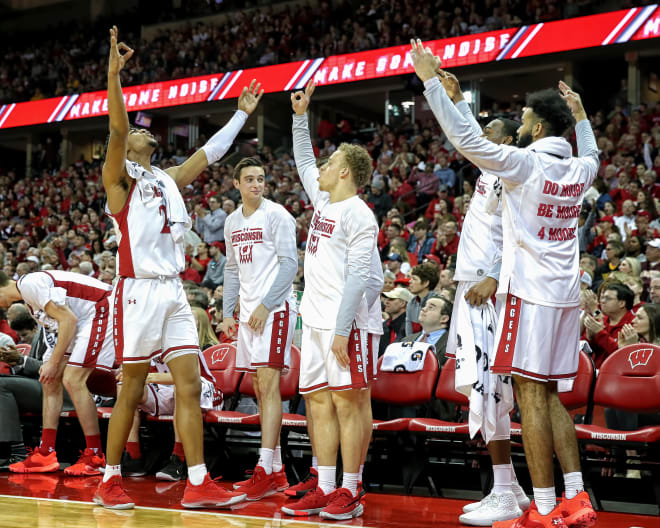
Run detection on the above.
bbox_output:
[92,496,135,510]
[566,511,598,528]
[9,462,60,473]
[181,493,246,509]
[281,505,324,516]
[65,467,103,476]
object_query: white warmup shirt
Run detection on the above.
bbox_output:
[367,245,385,337]
[223,198,298,322]
[292,114,380,334]
[423,77,599,308]
[108,160,191,278]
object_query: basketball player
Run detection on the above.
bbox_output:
[281,81,381,521]
[94,26,261,509]
[411,40,598,528]
[438,71,530,525]
[220,156,298,500]
[120,350,223,480]
[0,270,113,476]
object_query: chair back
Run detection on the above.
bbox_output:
[371,351,438,406]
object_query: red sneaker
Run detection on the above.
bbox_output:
[559,492,598,528]
[233,465,288,491]
[9,448,59,473]
[493,502,567,528]
[284,467,318,498]
[93,476,135,510]
[319,487,364,520]
[181,474,247,508]
[234,466,279,501]
[281,486,333,516]
[65,449,106,476]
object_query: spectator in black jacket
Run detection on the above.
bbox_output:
[379,287,412,356]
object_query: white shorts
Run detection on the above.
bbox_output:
[43,294,115,371]
[366,333,380,382]
[491,292,580,382]
[299,323,368,393]
[113,277,199,364]
[139,378,222,416]
[236,302,295,373]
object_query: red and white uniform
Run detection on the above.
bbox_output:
[17,270,114,370]
[293,114,379,393]
[140,350,223,416]
[109,160,199,364]
[366,245,384,382]
[224,199,297,372]
[423,77,599,382]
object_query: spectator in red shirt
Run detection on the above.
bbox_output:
[633,210,660,240]
[385,253,407,281]
[432,219,460,263]
[584,283,635,368]
[389,173,415,211]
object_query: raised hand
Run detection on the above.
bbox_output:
[291,80,315,116]
[558,81,587,121]
[410,38,438,83]
[238,79,264,115]
[108,26,134,76]
[437,70,463,103]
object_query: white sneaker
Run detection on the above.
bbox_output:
[458,491,522,526]
[462,484,530,514]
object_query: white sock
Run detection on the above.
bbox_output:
[312,456,318,471]
[492,464,513,494]
[533,486,557,516]
[188,463,207,486]
[103,464,121,483]
[318,465,336,495]
[358,464,364,482]
[258,447,274,475]
[342,472,359,497]
[563,472,584,500]
[273,446,283,472]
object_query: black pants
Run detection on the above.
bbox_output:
[0,375,73,442]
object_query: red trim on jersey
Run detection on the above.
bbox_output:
[507,367,578,382]
[113,278,126,364]
[163,345,200,356]
[267,302,290,370]
[491,293,521,375]
[299,381,329,394]
[348,325,368,389]
[110,180,137,278]
[367,333,379,382]
[41,271,110,302]
[81,297,111,368]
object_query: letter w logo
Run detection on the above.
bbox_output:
[211,347,229,365]
[628,348,654,369]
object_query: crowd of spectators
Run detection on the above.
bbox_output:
[1,0,606,104]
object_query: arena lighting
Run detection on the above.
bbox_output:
[0,5,658,131]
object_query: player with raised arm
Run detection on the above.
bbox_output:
[94,26,261,510]
[281,81,381,521]
[220,157,298,500]
[0,270,113,477]
[410,40,598,528]
[438,71,531,526]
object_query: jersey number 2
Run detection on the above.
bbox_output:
[159,204,171,233]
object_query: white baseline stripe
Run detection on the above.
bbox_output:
[0,494,360,528]
[602,7,637,45]
[0,104,16,128]
[218,70,243,100]
[511,23,544,59]
[284,60,310,91]
[47,96,69,123]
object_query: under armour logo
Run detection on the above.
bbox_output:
[127,299,137,305]
[628,348,653,369]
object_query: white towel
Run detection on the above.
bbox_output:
[381,341,434,372]
[453,282,514,442]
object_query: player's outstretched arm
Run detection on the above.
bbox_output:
[103,26,133,215]
[291,81,322,205]
[559,81,599,181]
[166,80,264,189]
[440,70,483,137]
[410,39,531,183]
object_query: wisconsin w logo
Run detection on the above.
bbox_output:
[239,244,254,264]
[628,348,654,369]
[211,346,229,365]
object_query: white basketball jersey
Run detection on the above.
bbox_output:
[17,270,111,334]
[454,172,503,282]
[367,245,384,335]
[109,161,184,278]
[224,199,297,323]
[300,194,378,330]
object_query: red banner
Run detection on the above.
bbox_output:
[0,5,658,130]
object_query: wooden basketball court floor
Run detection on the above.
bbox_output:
[0,474,657,528]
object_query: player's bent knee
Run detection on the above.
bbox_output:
[175,378,202,404]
